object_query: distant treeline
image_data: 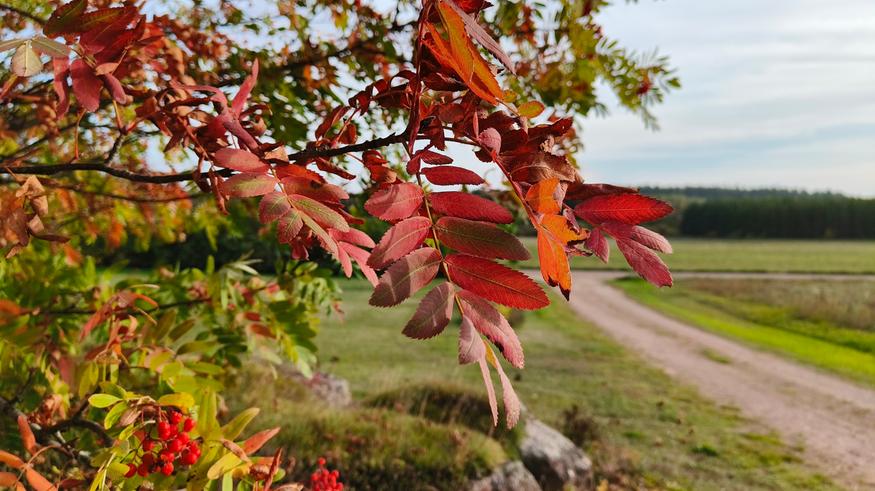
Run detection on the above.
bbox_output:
[638,188,875,239]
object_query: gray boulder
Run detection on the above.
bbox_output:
[519,419,593,490]
[468,461,542,491]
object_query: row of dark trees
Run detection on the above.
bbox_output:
[676,195,875,239]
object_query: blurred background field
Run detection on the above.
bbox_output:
[226,279,838,490]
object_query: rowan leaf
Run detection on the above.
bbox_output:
[0,471,25,491]
[586,227,609,263]
[241,427,280,455]
[287,194,349,232]
[457,290,524,368]
[518,100,545,118]
[478,128,501,154]
[525,178,561,214]
[442,0,515,74]
[214,148,269,173]
[330,228,375,249]
[486,346,521,428]
[364,183,424,221]
[0,39,22,54]
[258,192,291,224]
[369,248,442,307]
[458,316,485,365]
[403,282,455,339]
[31,37,70,58]
[616,238,673,287]
[43,0,88,36]
[340,242,379,286]
[422,166,484,186]
[368,216,431,269]
[477,357,499,427]
[276,212,303,244]
[70,59,102,112]
[298,210,340,257]
[537,230,571,299]
[419,150,454,165]
[436,1,474,83]
[444,254,548,310]
[16,416,37,455]
[12,42,42,77]
[575,193,673,225]
[434,217,529,260]
[220,174,278,198]
[430,192,513,224]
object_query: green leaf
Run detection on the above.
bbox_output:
[89,393,121,408]
[207,451,242,480]
[518,100,545,118]
[158,392,196,410]
[103,401,128,428]
[220,407,260,440]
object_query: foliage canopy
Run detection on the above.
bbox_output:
[0,0,677,488]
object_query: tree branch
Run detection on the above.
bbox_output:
[0,3,45,24]
[0,132,407,183]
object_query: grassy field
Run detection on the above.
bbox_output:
[518,238,875,273]
[615,277,875,387]
[293,278,839,490]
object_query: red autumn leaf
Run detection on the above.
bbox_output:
[276,212,303,244]
[287,194,349,232]
[444,254,548,310]
[536,230,571,299]
[600,222,672,254]
[434,217,529,260]
[525,177,561,214]
[282,178,348,203]
[339,242,379,286]
[220,173,278,198]
[214,148,269,173]
[403,282,455,339]
[458,316,485,365]
[430,192,513,224]
[457,290,524,368]
[615,239,673,287]
[231,59,258,117]
[422,166,484,186]
[368,217,431,269]
[43,0,88,36]
[70,58,102,112]
[241,427,280,455]
[441,0,515,74]
[364,183,424,221]
[487,347,521,428]
[330,228,375,249]
[0,471,25,491]
[585,227,609,263]
[477,357,498,427]
[419,150,454,165]
[258,192,291,224]
[478,128,501,154]
[369,247,442,307]
[575,193,673,225]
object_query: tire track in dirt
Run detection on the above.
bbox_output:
[565,271,875,490]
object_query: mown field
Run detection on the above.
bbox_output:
[615,277,875,387]
[231,278,841,490]
[518,238,875,274]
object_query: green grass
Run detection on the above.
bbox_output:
[517,238,875,274]
[614,277,875,387]
[305,278,839,490]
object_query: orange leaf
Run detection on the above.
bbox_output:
[525,178,561,214]
[17,415,37,455]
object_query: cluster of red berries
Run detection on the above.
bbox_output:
[123,409,201,478]
[310,457,343,491]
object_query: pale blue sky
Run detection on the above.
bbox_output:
[580,0,875,196]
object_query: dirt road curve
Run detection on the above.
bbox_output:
[566,271,875,490]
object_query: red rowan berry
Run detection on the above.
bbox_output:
[160,449,175,462]
[180,450,197,465]
[157,421,172,440]
[175,432,190,445]
[142,438,155,452]
[161,462,174,476]
[169,411,183,425]
[182,417,195,432]
[125,463,137,478]
[142,453,155,467]
[137,462,150,477]
[166,438,183,453]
